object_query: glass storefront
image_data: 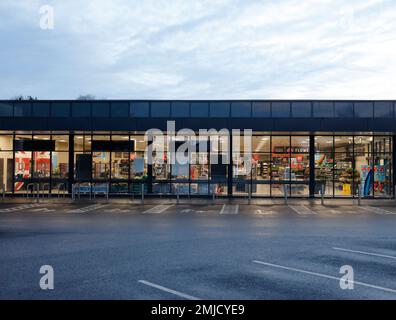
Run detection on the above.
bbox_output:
[0,131,393,198]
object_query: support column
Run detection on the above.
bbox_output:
[68,133,74,194]
[309,134,315,198]
[227,132,233,198]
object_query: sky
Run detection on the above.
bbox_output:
[1,0,396,100]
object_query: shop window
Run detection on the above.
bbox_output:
[271,102,290,118]
[51,152,68,179]
[151,102,171,117]
[315,136,333,153]
[191,102,209,117]
[92,151,110,179]
[0,135,14,150]
[111,151,129,179]
[334,153,353,196]
[0,151,14,192]
[53,135,69,151]
[231,102,251,117]
[252,136,270,153]
[0,102,13,116]
[171,102,190,117]
[210,102,230,117]
[291,102,311,117]
[51,102,70,117]
[190,153,209,180]
[14,151,32,191]
[354,136,373,155]
[315,151,334,197]
[252,102,271,117]
[130,152,147,180]
[373,154,392,197]
[374,136,392,153]
[130,101,149,117]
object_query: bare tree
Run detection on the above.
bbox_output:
[76,94,96,100]
[11,95,37,100]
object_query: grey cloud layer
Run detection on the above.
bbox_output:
[0,0,395,99]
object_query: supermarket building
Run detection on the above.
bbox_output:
[0,99,394,198]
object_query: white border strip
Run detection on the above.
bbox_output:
[138,280,200,300]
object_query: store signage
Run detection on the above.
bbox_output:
[13,139,55,151]
[92,140,135,152]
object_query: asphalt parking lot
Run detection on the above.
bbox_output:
[0,199,396,300]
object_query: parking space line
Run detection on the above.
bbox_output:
[253,260,396,294]
[360,206,395,215]
[333,247,396,260]
[220,204,239,214]
[0,203,46,213]
[138,280,200,300]
[67,203,108,213]
[288,205,317,215]
[143,204,174,214]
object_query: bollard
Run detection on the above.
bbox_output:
[176,184,180,204]
[357,185,361,206]
[284,185,288,205]
[72,184,75,201]
[106,183,109,201]
[2,183,5,200]
[321,183,324,206]
[248,184,252,205]
[212,184,216,205]
[89,183,92,200]
[36,183,40,203]
[141,184,144,204]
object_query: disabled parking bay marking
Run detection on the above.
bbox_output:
[288,205,317,215]
[220,204,239,214]
[143,204,175,214]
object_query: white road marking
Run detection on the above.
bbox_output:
[138,280,200,300]
[256,209,275,215]
[108,208,132,213]
[333,247,396,260]
[360,206,395,215]
[143,204,174,214]
[288,205,317,215]
[220,204,239,214]
[0,203,45,213]
[31,207,55,212]
[67,203,108,213]
[253,260,396,294]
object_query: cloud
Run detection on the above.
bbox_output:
[0,0,395,99]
